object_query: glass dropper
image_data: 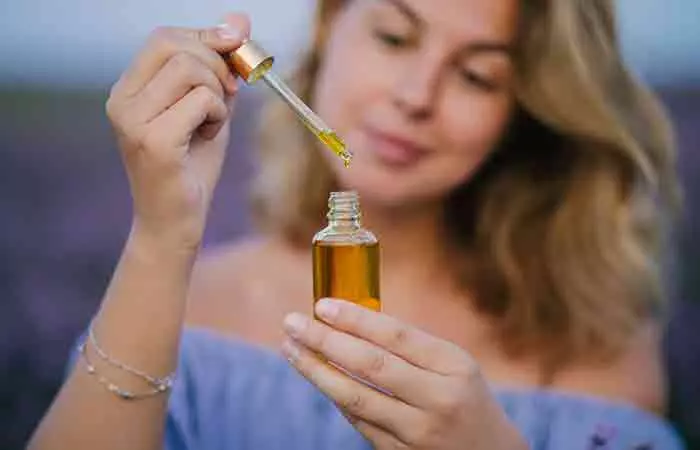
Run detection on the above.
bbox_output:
[227,39,352,167]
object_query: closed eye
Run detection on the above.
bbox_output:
[374,30,411,49]
[459,69,499,92]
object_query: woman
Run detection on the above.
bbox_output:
[29,0,684,449]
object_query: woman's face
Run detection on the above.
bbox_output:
[312,0,518,209]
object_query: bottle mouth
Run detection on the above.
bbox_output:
[329,190,358,201]
[328,191,360,221]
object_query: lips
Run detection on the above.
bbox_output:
[363,127,430,167]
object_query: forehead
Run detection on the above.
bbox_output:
[368,0,519,42]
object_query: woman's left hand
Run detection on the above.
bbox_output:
[281,298,528,450]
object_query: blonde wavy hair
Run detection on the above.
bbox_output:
[249,0,680,375]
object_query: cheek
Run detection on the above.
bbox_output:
[436,94,512,176]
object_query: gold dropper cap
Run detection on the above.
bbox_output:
[228,39,274,83]
[226,39,353,167]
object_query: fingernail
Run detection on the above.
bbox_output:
[283,313,307,338]
[281,339,300,362]
[216,23,243,42]
[315,299,339,322]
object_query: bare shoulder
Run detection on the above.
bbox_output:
[185,235,311,348]
[552,321,668,415]
[185,236,271,332]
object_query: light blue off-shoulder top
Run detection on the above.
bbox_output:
[154,327,685,450]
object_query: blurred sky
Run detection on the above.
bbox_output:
[0,0,698,89]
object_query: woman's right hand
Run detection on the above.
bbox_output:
[106,14,250,250]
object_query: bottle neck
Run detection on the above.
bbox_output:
[327,191,362,230]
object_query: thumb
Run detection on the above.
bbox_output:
[185,13,251,53]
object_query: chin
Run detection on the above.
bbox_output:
[333,166,443,211]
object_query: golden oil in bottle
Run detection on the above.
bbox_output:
[312,191,380,318]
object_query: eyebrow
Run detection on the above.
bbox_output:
[382,0,424,28]
[380,0,513,57]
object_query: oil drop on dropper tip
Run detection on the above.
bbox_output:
[227,39,353,168]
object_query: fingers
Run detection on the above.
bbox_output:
[132,52,228,124]
[114,13,251,99]
[314,298,479,377]
[145,85,229,155]
[281,338,423,445]
[283,312,440,407]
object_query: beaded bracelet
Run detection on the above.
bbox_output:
[79,341,171,400]
[88,325,175,390]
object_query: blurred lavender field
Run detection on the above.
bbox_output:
[0,1,699,448]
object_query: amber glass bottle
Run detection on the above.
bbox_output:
[312,191,380,318]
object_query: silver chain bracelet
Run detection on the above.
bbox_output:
[88,325,175,390]
[78,341,171,400]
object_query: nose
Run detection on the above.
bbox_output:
[391,54,441,119]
